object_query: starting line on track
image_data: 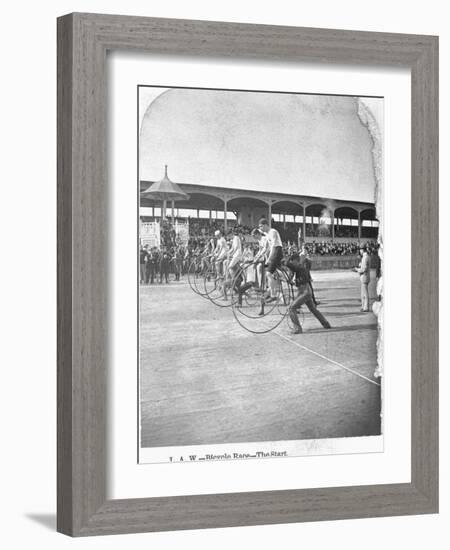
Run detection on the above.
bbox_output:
[269,324,381,388]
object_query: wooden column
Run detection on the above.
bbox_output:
[331,209,335,241]
[223,199,228,233]
[358,211,361,242]
[303,205,306,243]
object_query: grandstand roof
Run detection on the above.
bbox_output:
[140,181,377,219]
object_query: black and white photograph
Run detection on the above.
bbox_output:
[138,85,383,464]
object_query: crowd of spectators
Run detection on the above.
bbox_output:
[140,243,188,284]
[279,240,378,257]
[140,238,380,285]
[334,225,357,238]
[140,219,380,284]
[187,219,252,249]
[187,219,377,248]
[304,240,378,256]
[272,220,378,241]
[146,216,378,246]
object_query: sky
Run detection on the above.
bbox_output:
[139,86,382,203]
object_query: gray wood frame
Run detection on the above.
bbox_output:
[57,12,438,536]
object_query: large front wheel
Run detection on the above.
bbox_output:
[188,258,210,298]
[231,263,294,334]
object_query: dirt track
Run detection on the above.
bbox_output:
[139,270,381,448]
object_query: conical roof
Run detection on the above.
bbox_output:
[142,165,189,201]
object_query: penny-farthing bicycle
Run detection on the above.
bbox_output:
[203,258,240,307]
[187,254,212,298]
[189,256,306,333]
[230,261,295,333]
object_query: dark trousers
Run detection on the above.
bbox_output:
[146,263,156,284]
[226,269,253,305]
[160,265,169,283]
[310,281,318,305]
[289,283,330,329]
[223,265,242,300]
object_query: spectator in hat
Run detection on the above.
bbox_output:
[354,245,371,312]
[159,248,171,284]
[140,245,149,284]
[145,246,158,284]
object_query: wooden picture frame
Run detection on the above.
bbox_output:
[57,12,438,536]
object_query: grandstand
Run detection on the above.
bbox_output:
[140,180,378,244]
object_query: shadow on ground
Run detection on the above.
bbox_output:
[301,323,377,334]
[25,513,56,531]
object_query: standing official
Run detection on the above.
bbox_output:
[354,245,371,312]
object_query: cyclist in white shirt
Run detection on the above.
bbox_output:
[228,227,243,273]
[213,229,229,276]
[257,218,283,302]
[204,235,216,255]
[251,228,269,289]
[223,227,243,301]
[253,230,269,262]
[201,235,216,270]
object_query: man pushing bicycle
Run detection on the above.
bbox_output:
[285,253,331,334]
